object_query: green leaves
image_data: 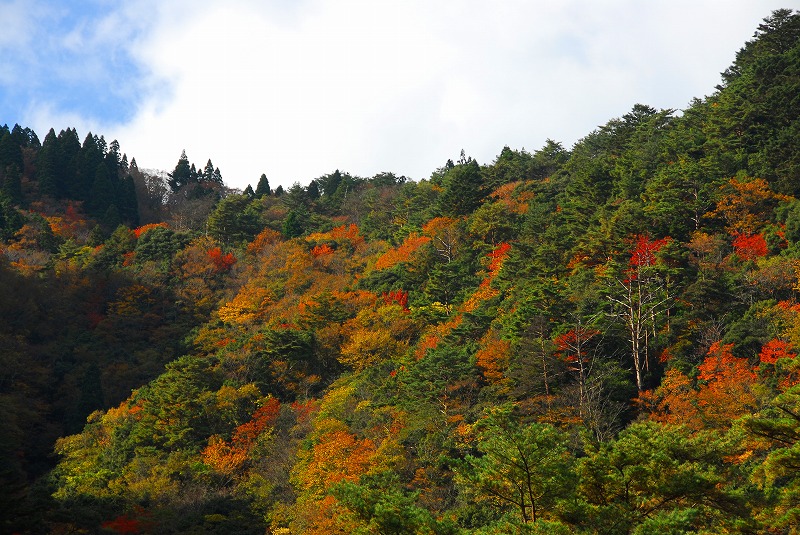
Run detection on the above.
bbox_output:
[455,410,575,525]
[576,421,746,534]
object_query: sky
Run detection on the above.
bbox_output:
[0,1,796,190]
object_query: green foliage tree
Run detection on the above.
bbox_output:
[255,173,271,197]
[207,194,262,245]
[438,155,485,216]
[456,408,574,525]
[576,422,746,534]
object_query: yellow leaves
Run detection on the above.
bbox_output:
[687,231,727,267]
[107,284,157,318]
[339,328,399,370]
[217,286,274,325]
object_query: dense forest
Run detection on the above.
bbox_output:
[2,9,800,534]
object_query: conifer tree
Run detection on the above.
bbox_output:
[255,173,271,197]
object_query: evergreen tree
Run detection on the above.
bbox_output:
[437,155,485,216]
[307,179,320,200]
[36,129,59,197]
[168,150,193,192]
[255,173,271,197]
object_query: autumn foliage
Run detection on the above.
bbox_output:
[207,247,237,272]
[732,232,768,260]
[374,232,430,270]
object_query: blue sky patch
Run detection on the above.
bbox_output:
[0,0,153,126]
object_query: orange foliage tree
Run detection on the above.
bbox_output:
[202,397,280,477]
[475,329,511,387]
[374,232,430,271]
[422,217,461,263]
[708,177,790,235]
[638,369,702,431]
[696,341,759,428]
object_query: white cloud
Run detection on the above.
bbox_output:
[71,0,792,189]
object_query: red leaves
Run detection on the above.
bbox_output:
[207,247,236,272]
[487,242,512,272]
[555,328,599,368]
[233,397,280,447]
[382,289,409,311]
[102,514,142,534]
[732,232,768,260]
[628,234,669,268]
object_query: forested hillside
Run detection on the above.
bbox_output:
[2,9,800,534]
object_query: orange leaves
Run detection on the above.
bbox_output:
[133,222,168,238]
[708,177,790,234]
[759,338,800,390]
[487,242,512,273]
[759,338,796,365]
[202,435,249,475]
[732,232,768,260]
[696,342,758,427]
[310,244,334,258]
[234,397,281,446]
[475,331,511,384]
[488,180,534,214]
[697,341,754,383]
[306,224,364,251]
[247,228,283,255]
[293,420,377,496]
[422,216,459,236]
[422,217,461,263]
[638,369,702,430]
[641,341,762,430]
[417,243,512,359]
[667,342,757,429]
[374,232,430,270]
[202,397,280,475]
[462,242,511,313]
